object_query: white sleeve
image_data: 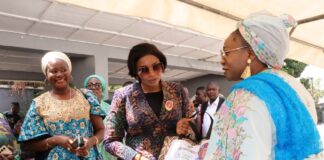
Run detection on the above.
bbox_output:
[204,89,275,160]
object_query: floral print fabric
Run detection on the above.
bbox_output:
[208,90,247,159]
[205,69,320,160]
[19,90,106,160]
[205,88,277,160]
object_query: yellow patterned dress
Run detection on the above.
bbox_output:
[19,90,106,160]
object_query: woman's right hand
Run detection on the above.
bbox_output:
[133,154,150,160]
[54,135,77,153]
[176,118,193,135]
[141,157,149,160]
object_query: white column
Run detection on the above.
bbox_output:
[94,53,109,100]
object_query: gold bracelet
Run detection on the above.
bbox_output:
[94,136,99,145]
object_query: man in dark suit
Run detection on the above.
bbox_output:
[194,86,208,108]
[196,81,225,140]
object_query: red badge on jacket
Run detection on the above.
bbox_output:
[165,100,174,111]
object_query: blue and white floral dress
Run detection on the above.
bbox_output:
[19,89,106,160]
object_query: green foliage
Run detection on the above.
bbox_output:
[282,59,307,78]
[300,78,324,123]
[300,78,311,89]
[301,78,324,105]
[310,79,324,105]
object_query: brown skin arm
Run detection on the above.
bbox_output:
[89,114,104,144]
[176,86,195,136]
[76,115,104,157]
[21,135,76,153]
[21,116,104,156]
[21,138,48,152]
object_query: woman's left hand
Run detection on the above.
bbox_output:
[75,137,94,157]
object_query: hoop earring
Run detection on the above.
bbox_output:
[240,59,252,79]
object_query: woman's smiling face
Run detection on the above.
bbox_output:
[46,58,71,90]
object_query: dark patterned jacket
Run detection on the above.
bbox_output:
[104,81,194,160]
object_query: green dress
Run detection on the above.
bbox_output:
[98,100,116,160]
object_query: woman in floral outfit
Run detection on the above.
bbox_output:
[204,12,322,160]
[19,51,105,160]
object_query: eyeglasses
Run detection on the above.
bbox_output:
[220,46,249,57]
[86,83,102,89]
[137,62,164,75]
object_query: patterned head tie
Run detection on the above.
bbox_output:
[237,11,297,69]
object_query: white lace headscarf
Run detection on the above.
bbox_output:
[41,51,72,75]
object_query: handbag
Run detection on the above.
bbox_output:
[158,113,213,160]
[158,136,208,160]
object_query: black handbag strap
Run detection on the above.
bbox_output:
[189,121,201,141]
[216,97,225,112]
[205,112,214,139]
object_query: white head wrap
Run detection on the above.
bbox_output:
[237,11,297,69]
[41,51,72,75]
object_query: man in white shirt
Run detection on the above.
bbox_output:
[197,81,225,140]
